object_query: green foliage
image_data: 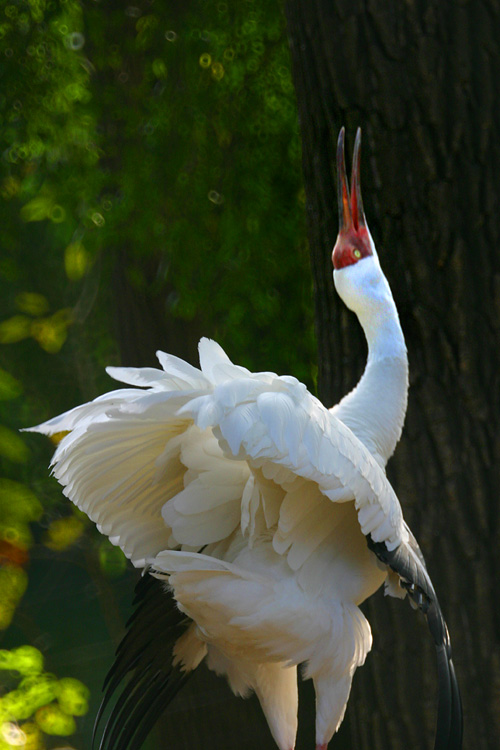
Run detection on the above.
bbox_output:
[0,646,88,747]
[1,0,314,381]
[0,0,96,171]
[0,2,314,747]
[98,537,128,578]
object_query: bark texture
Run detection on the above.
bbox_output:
[286,1,500,748]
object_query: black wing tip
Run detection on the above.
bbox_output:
[94,665,192,750]
[433,638,463,750]
[448,658,463,749]
[93,573,196,750]
[368,536,463,750]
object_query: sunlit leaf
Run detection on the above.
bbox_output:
[0,569,28,628]
[5,646,43,676]
[30,309,72,354]
[35,705,76,736]
[15,293,50,316]
[18,674,58,713]
[152,58,167,78]
[6,721,42,750]
[0,719,28,745]
[1,690,34,722]
[64,242,90,281]
[43,516,85,552]
[20,194,55,223]
[0,316,32,344]
[0,480,42,522]
[0,369,23,401]
[0,427,30,464]
[0,651,15,671]
[55,678,90,717]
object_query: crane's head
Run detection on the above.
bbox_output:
[332,127,374,270]
[332,129,397,331]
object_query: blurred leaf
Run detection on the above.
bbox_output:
[0,427,30,464]
[0,720,31,747]
[1,689,35,722]
[0,647,87,745]
[30,309,72,354]
[20,194,55,223]
[0,480,43,523]
[0,721,43,750]
[0,570,29,629]
[64,242,90,281]
[0,176,20,200]
[0,316,32,345]
[0,369,23,401]
[15,293,50,317]
[35,704,76,736]
[43,516,85,551]
[152,57,167,79]
[98,539,127,578]
[0,646,43,676]
[0,525,32,557]
[55,678,90,717]
[17,674,58,715]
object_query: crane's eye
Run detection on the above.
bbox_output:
[353,249,362,259]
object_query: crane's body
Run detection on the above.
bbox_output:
[28,130,461,750]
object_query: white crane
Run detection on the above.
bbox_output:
[28,129,462,750]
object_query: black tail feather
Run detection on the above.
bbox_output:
[367,536,463,750]
[447,659,463,749]
[93,571,195,750]
[426,601,462,750]
[127,671,192,750]
[434,641,452,749]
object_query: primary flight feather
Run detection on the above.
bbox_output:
[28,129,462,750]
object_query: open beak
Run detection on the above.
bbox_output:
[336,127,367,233]
[337,127,352,232]
[350,129,366,231]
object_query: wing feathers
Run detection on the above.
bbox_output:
[181,372,407,551]
[29,337,461,750]
[94,573,196,750]
[368,536,463,749]
[151,550,372,676]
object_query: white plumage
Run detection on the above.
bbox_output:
[27,129,461,750]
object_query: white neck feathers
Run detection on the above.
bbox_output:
[332,256,409,466]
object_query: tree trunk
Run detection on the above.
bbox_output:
[286,1,500,748]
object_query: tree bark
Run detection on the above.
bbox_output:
[286,1,500,748]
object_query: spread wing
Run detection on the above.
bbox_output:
[175,345,461,750]
[178,349,409,552]
[27,338,407,570]
[25,346,227,568]
[27,338,462,749]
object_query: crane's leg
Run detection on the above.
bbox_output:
[313,671,353,750]
[252,662,298,750]
[207,648,298,750]
[207,644,299,750]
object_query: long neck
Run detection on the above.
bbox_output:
[331,280,409,467]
